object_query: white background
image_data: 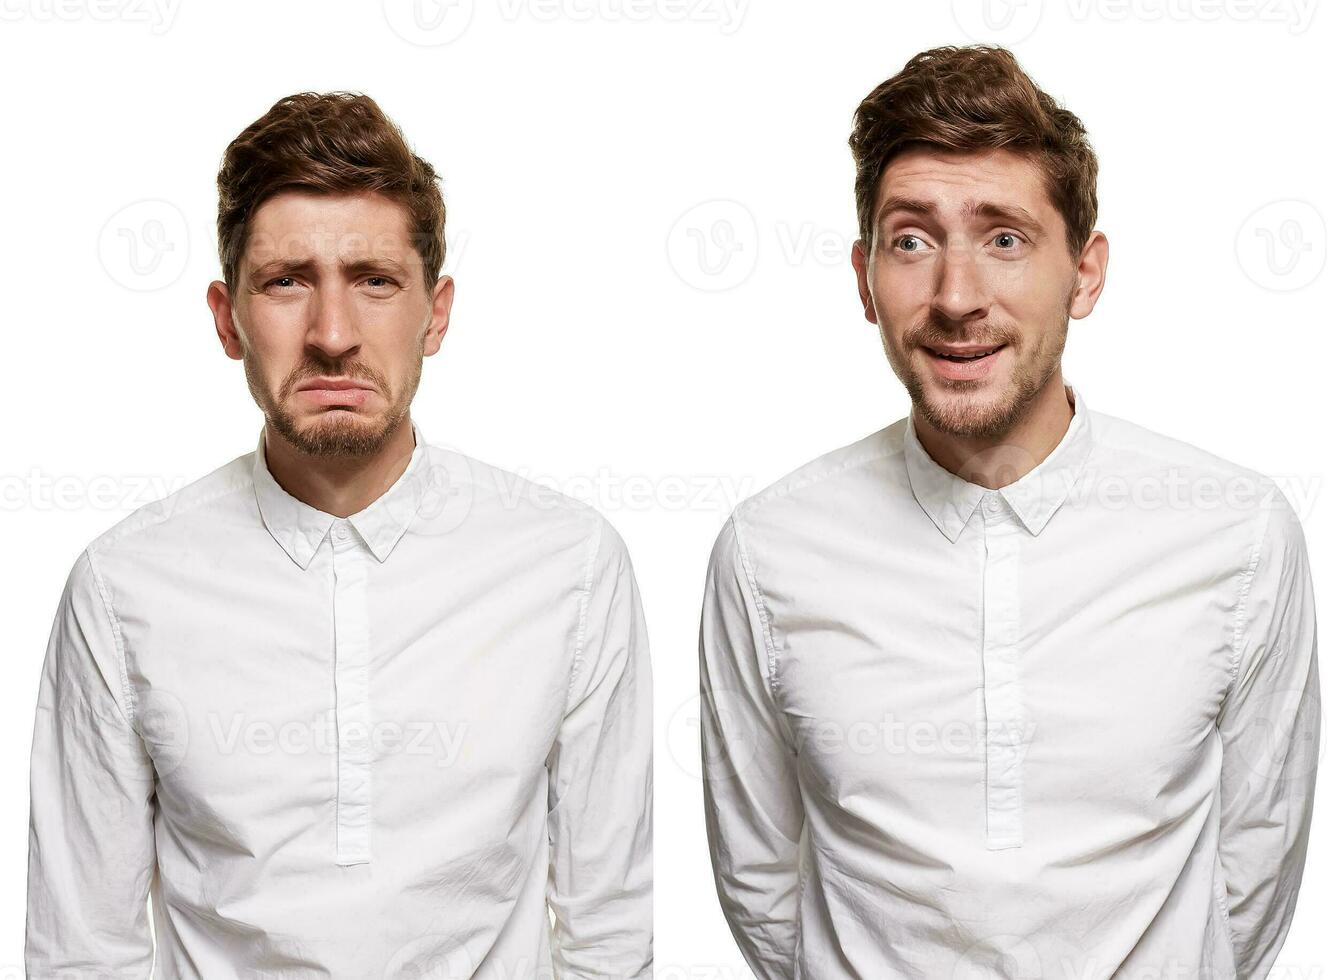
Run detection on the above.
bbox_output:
[2,1,1326,976]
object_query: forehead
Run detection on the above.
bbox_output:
[876,146,1055,221]
[242,190,417,267]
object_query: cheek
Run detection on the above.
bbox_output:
[994,258,1071,314]
[243,304,308,353]
[358,299,422,344]
[872,270,928,337]
[240,332,305,391]
[874,259,931,301]
[997,283,1070,347]
[363,329,425,387]
[369,326,420,361]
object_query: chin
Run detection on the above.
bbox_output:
[274,405,400,458]
[306,407,385,432]
[916,381,1022,440]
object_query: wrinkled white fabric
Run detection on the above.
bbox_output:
[27,419,653,979]
[700,385,1318,980]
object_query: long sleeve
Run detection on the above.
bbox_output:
[698,514,804,980]
[26,548,158,978]
[546,517,653,979]
[1216,489,1321,980]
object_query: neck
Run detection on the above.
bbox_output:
[262,415,417,519]
[913,377,1074,490]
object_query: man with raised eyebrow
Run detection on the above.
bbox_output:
[699,44,1318,980]
[26,91,653,978]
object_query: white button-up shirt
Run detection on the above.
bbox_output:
[27,419,653,979]
[699,385,1319,979]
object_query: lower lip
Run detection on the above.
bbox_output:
[297,387,373,406]
[922,345,1008,382]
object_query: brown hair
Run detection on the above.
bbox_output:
[216,91,445,290]
[848,45,1098,259]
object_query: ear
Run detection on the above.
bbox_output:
[851,239,879,325]
[1068,230,1108,320]
[207,280,245,360]
[423,275,455,356]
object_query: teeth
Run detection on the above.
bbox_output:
[928,344,997,360]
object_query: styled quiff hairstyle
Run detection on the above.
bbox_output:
[848,45,1098,259]
[216,91,445,290]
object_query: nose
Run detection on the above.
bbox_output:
[304,283,361,361]
[930,239,991,326]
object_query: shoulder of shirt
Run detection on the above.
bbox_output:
[726,419,906,528]
[82,450,255,560]
[1086,405,1304,545]
[418,441,626,550]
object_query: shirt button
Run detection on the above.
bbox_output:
[983,495,1001,514]
[334,524,349,540]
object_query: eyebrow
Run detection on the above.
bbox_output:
[247,256,412,285]
[875,196,1046,238]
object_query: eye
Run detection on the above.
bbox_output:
[265,276,301,291]
[363,276,399,291]
[992,232,1025,250]
[892,234,928,254]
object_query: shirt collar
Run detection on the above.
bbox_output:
[903,384,1093,543]
[252,419,428,569]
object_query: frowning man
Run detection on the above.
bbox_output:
[26,91,653,979]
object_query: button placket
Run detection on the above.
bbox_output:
[980,493,1025,850]
[330,521,373,866]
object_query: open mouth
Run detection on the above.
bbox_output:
[924,344,1006,362]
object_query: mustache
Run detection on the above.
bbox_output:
[280,363,387,398]
[906,320,1017,349]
